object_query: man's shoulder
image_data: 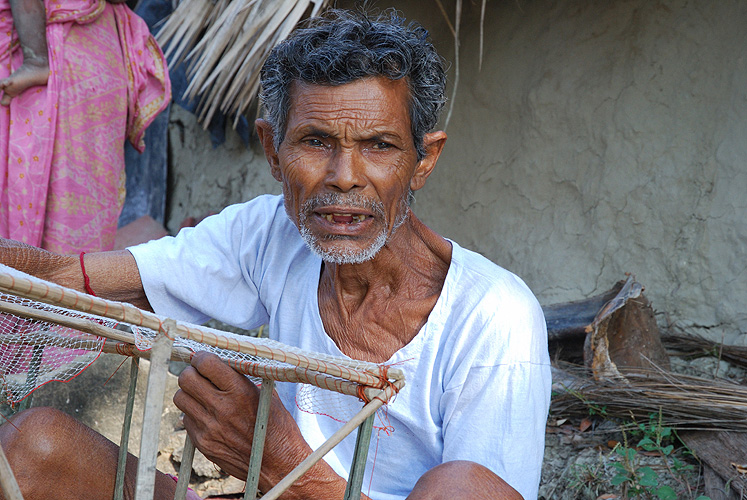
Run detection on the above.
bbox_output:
[436,242,547,365]
[449,242,533,297]
[223,193,285,220]
[443,241,543,328]
[212,194,297,239]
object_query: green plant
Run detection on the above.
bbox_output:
[609,411,711,500]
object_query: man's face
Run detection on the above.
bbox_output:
[270,77,421,264]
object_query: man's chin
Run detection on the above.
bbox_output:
[303,235,387,265]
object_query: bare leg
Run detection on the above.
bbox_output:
[0,407,183,500]
[0,0,49,105]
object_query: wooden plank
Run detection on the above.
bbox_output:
[680,430,747,497]
[135,319,176,500]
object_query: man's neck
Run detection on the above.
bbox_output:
[317,214,452,362]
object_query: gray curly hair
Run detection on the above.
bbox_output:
[259,8,447,161]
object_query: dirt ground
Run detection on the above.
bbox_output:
[539,355,747,500]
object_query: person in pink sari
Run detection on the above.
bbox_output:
[0,0,170,253]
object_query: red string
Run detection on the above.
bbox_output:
[357,364,402,404]
[79,252,97,296]
[357,385,371,404]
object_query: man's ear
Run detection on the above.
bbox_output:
[256,119,282,182]
[410,131,447,192]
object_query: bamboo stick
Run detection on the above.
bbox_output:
[173,434,196,500]
[343,413,375,500]
[114,357,140,500]
[244,379,275,500]
[0,441,23,500]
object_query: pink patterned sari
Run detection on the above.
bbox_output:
[0,0,170,253]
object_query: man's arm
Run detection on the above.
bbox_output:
[0,237,151,310]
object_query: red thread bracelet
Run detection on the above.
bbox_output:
[79,251,97,296]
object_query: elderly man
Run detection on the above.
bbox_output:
[0,9,551,500]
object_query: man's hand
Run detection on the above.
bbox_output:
[173,352,349,498]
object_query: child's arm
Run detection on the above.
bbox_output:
[8,0,47,67]
[1,0,48,104]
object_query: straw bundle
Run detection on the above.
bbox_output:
[156,0,331,128]
[551,364,747,431]
[662,332,747,370]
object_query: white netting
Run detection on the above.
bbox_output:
[0,264,403,415]
[0,292,107,404]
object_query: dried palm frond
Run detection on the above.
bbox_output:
[156,0,331,128]
[663,332,747,370]
[552,364,747,432]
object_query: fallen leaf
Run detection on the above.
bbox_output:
[732,462,747,474]
[579,418,592,432]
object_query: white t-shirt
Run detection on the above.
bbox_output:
[130,194,551,500]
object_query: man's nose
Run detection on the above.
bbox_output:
[324,148,366,192]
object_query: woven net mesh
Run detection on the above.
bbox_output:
[0,265,402,420]
[0,292,107,404]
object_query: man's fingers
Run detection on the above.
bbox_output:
[188,351,244,392]
[173,388,209,424]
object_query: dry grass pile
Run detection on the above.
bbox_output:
[552,358,747,433]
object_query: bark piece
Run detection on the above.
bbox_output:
[680,431,747,498]
[582,276,670,379]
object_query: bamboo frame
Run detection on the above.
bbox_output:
[0,271,405,499]
[0,273,403,386]
[0,298,389,402]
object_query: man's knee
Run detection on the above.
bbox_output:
[2,406,72,459]
[0,407,81,499]
[408,460,523,500]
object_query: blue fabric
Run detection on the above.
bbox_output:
[119,0,251,228]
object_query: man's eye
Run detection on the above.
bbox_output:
[305,138,324,147]
[371,142,392,150]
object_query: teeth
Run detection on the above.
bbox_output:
[323,213,368,223]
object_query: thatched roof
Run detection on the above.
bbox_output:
[156,0,331,128]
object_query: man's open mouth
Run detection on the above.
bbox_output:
[321,213,369,223]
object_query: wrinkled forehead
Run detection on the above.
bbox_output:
[286,77,412,132]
